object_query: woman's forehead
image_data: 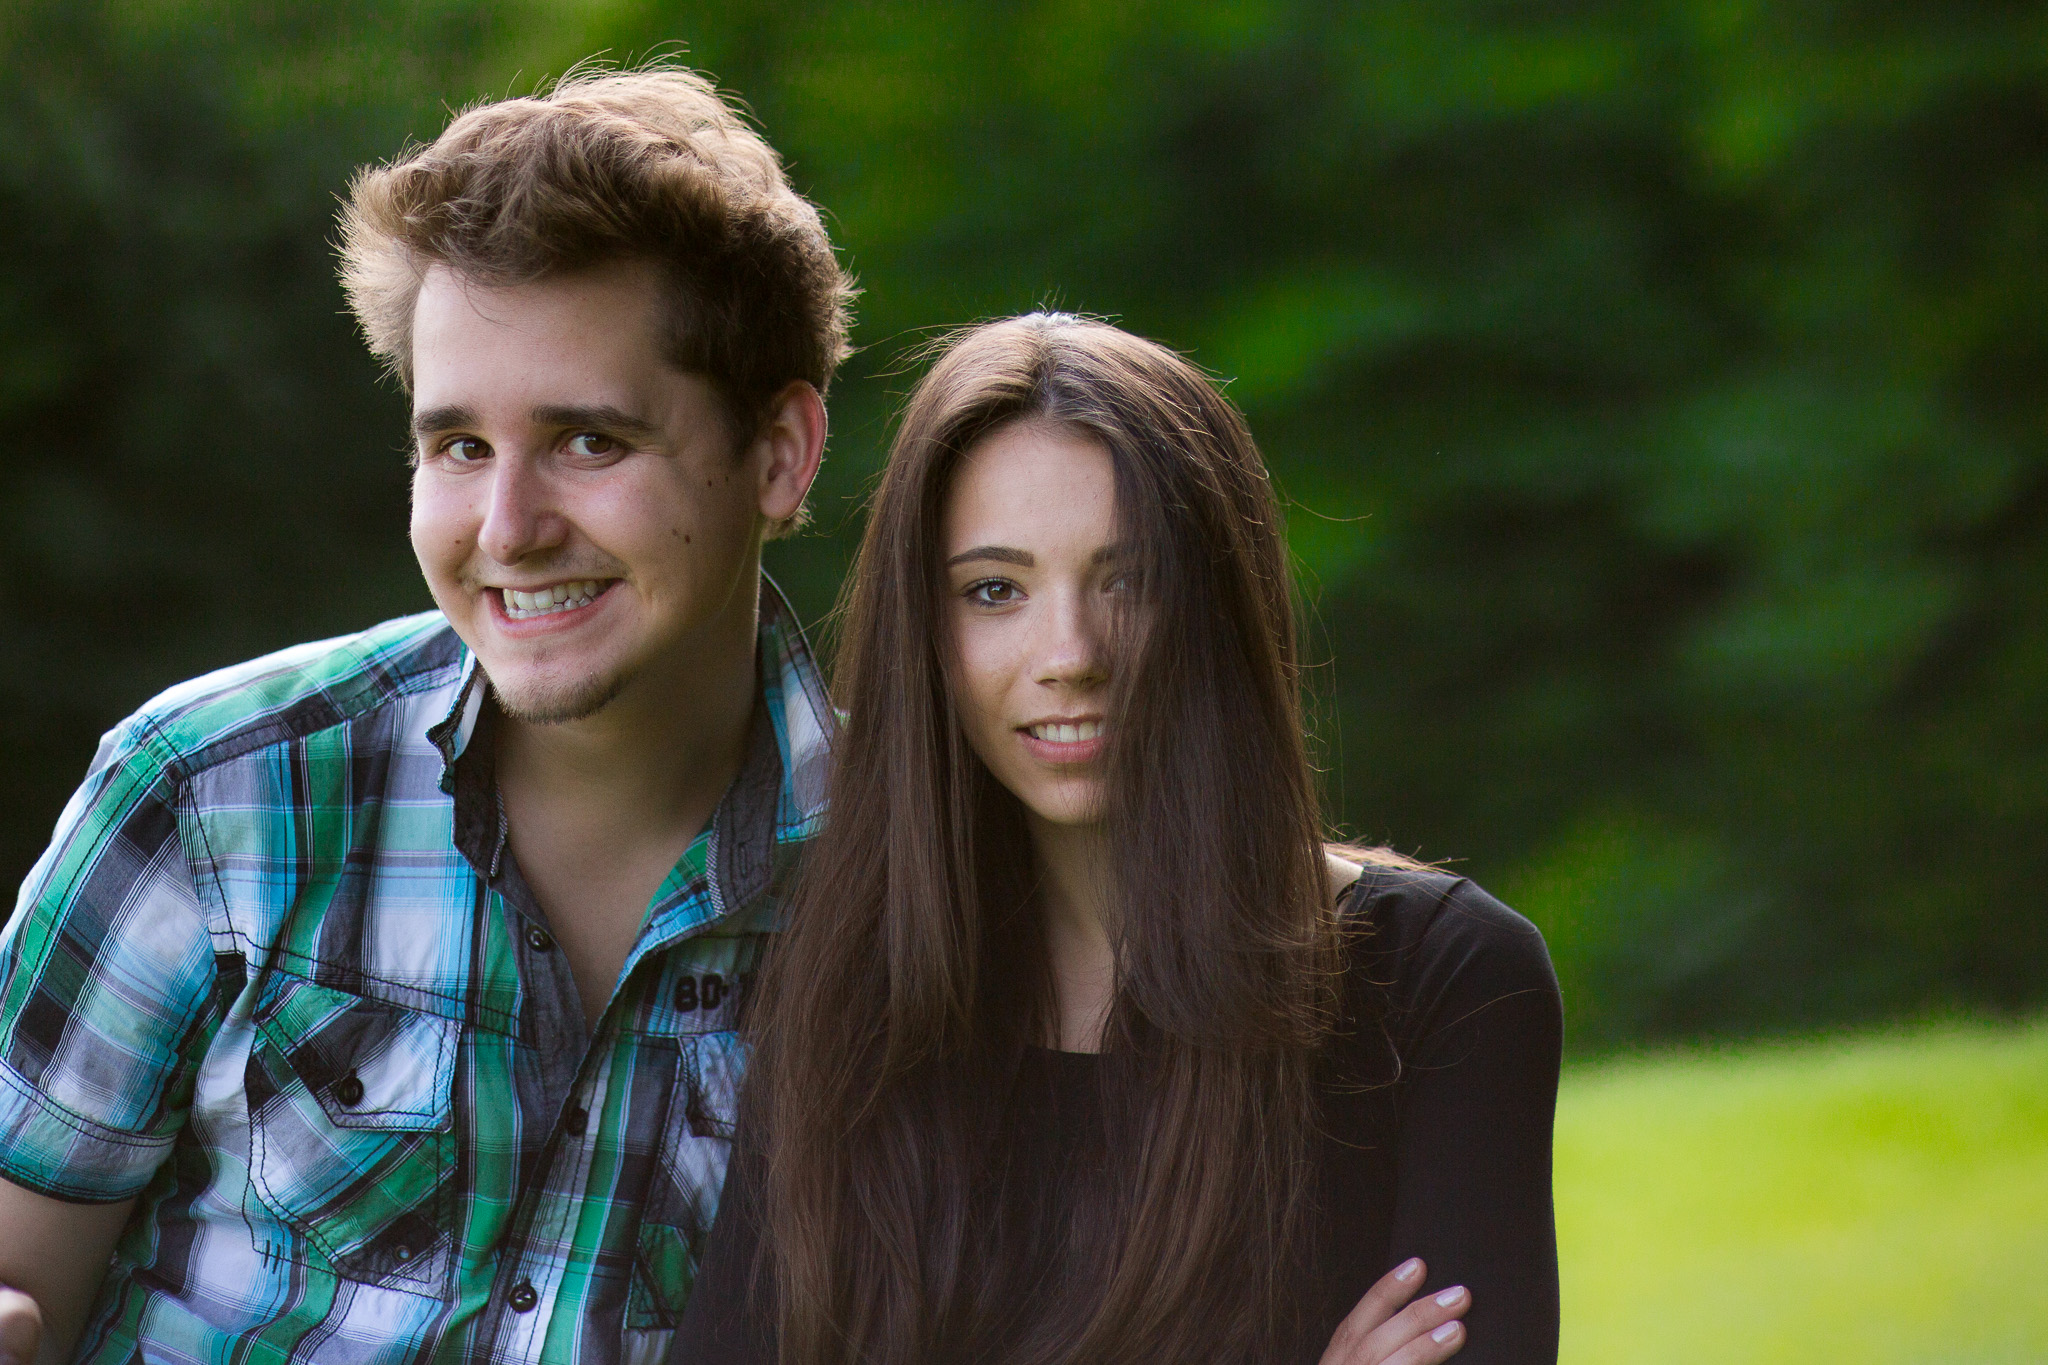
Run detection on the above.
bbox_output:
[943,422,1117,559]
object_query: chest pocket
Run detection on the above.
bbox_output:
[629,1029,746,1328]
[244,972,460,1294]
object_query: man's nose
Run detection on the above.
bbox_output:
[476,455,566,565]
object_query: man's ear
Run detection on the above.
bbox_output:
[751,381,827,530]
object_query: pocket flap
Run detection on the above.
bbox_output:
[250,975,456,1133]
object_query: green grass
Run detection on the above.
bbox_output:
[1554,1017,2048,1365]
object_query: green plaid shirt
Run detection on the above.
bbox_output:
[0,581,831,1365]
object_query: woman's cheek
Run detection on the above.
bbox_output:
[951,623,1011,720]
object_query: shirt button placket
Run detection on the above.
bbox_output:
[498,965,612,1358]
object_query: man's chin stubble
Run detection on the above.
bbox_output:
[489,670,630,727]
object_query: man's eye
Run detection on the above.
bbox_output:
[442,437,489,464]
[966,579,1020,606]
[566,432,620,458]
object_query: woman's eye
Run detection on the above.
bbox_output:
[967,579,1020,606]
[566,432,620,458]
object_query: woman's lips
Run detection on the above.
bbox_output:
[1017,718,1106,765]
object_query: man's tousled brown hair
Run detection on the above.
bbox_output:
[339,62,853,478]
[748,314,1414,1364]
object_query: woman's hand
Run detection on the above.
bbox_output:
[1318,1258,1468,1365]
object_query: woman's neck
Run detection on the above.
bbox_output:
[1027,816,1117,1052]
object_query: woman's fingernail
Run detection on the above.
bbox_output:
[1433,1321,1462,1343]
[1435,1286,1467,1308]
[1396,1258,1423,1282]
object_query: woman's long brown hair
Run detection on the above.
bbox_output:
[749,314,1354,1364]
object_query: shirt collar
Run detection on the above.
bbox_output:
[427,658,489,797]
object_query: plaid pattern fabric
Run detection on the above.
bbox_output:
[0,581,832,1365]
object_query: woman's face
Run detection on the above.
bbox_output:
[941,419,1126,831]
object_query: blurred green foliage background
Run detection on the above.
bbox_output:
[3,0,2044,1051]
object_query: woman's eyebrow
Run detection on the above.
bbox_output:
[945,546,1035,569]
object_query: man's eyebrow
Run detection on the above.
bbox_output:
[411,405,477,441]
[409,403,664,444]
[530,403,663,439]
[945,546,1035,569]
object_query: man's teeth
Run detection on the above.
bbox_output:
[1029,720,1104,743]
[502,580,606,619]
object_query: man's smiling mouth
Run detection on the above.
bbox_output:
[498,579,614,620]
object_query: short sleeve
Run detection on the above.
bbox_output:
[0,718,218,1201]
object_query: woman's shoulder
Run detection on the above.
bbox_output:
[1330,855,1559,1005]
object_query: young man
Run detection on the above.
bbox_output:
[0,66,850,1364]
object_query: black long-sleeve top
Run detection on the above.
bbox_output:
[674,866,1564,1364]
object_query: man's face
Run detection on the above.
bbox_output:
[409,261,766,724]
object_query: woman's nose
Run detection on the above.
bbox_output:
[1035,590,1110,689]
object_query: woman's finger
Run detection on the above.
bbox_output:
[1354,1284,1470,1365]
[1319,1258,1427,1362]
[1379,1316,1466,1365]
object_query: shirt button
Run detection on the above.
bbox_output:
[565,1105,589,1137]
[392,1244,413,1263]
[508,1280,538,1313]
[334,1074,365,1107]
[525,926,554,953]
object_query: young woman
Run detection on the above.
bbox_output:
[674,315,1563,1365]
